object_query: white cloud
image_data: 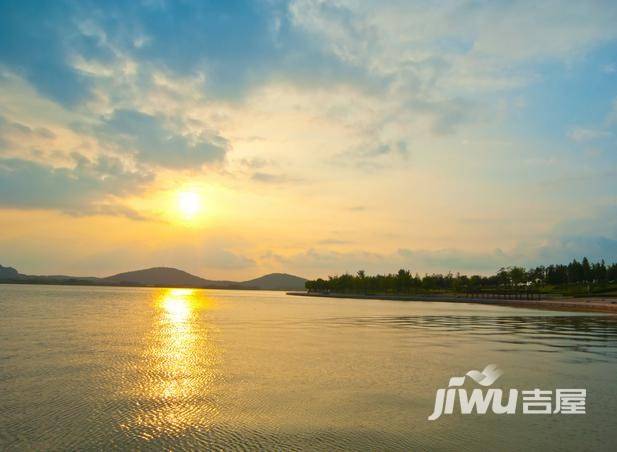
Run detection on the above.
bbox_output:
[567,126,611,142]
[289,0,617,83]
[602,62,617,74]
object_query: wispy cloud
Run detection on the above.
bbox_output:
[251,171,302,184]
[92,109,228,169]
[567,126,612,142]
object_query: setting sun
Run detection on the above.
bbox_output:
[177,191,201,219]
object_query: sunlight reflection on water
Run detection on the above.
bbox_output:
[119,288,221,440]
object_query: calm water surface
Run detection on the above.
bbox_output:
[1,284,616,450]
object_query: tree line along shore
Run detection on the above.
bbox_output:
[304,258,617,298]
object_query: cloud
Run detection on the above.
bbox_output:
[238,157,271,169]
[422,98,479,135]
[566,96,617,159]
[251,171,301,184]
[146,243,257,271]
[289,0,617,76]
[260,247,509,276]
[0,0,285,106]
[3,0,617,111]
[515,208,617,265]
[263,225,617,277]
[73,241,257,277]
[0,1,92,106]
[327,1,614,100]
[602,63,617,74]
[202,249,255,270]
[94,109,228,169]
[567,126,611,142]
[350,140,408,158]
[0,154,153,218]
[396,248,508,273]
[318,239,353,245]
[287,0,617,142]
[0,115,56,152]
[333,139,410,171]
[536,236,617,263]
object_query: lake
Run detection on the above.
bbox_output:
[1,284,616,450]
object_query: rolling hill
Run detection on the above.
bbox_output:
[101,267,222,287]
[240,273,307,290]
[0,264,307,291]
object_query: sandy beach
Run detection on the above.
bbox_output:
[287,291,617,314]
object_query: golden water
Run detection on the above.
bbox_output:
[1,285,616,450]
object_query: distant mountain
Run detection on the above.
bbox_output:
[0,264,307,291]
[239,273,307,290]
[0,265,97,283]
[102,268,307,290]
[101,267,221,287]
[0,265,19,279]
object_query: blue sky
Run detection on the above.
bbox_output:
[0,0,616,278]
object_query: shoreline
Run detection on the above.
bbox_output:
[286,291,617,314]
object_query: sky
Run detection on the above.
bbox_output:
[0,0,616,280]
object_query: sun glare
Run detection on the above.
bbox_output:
[177,191,201,219]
